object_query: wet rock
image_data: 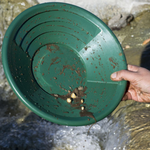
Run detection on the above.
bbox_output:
[108,13,134,30]
[0,98,31,118]
[23,112,41,123]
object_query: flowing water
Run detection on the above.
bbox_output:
[1,0,150,149]
[0,114,110,150]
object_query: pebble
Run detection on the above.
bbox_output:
[124,45,130,49]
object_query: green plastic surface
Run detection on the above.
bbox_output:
[2,2,127,126]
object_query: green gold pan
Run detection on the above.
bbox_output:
[2,2,127,126]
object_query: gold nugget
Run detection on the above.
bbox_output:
[67,98,72,103]
[81,106,85,110]
[71,93,77,98]
[81,99,84,103]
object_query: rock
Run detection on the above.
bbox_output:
[124,45,131,49]
[108,13,134,30]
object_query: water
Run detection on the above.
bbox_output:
[0,113,111,150]
[0,105,133,150]
[1,100,150,150]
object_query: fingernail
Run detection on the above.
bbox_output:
[111,72,117,78]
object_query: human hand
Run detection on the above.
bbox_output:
[111,65,150,102]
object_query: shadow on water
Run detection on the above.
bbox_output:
[140,43,150,70]
[0,111,55,150]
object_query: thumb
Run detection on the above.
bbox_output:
[111,70,137,82]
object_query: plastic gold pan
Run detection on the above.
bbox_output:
[2,2,127,126]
